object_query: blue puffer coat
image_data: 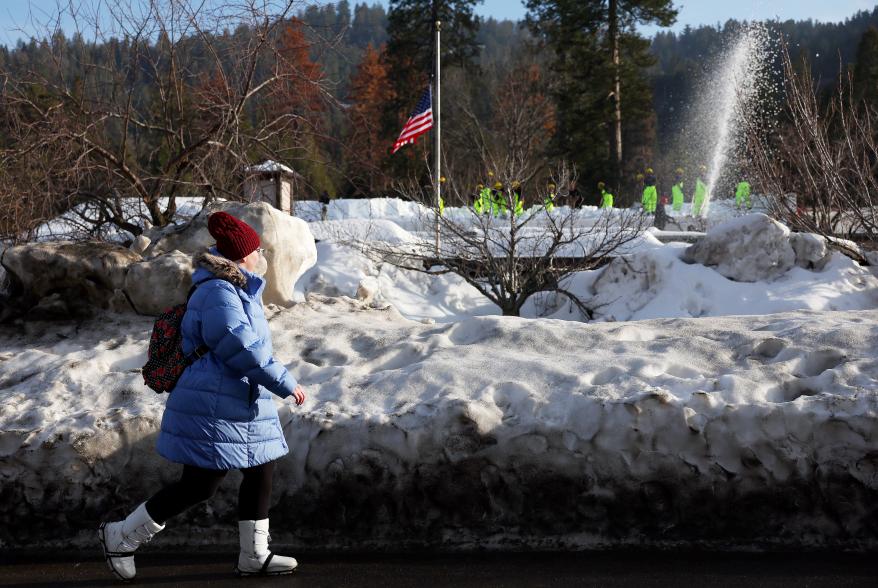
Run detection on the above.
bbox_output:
[156,250,297,470]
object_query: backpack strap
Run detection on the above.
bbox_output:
[186,277,223,301]
[184,277,225,362]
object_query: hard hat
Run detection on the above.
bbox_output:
[512,180,520,188]
[439,176,446,183]
[548,182,556,189]
[487,171,494,177]
[493,182,503,189]
[700,165,707,172]
[636,173,645,181]
[675,167,684,175]
[597,181,605,189]
[477,183,484,189]
[646,167,654,174]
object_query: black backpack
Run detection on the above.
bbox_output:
[142,278,219,393]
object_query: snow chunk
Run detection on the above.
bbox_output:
[790,232,832,270]
[682,213,796,282]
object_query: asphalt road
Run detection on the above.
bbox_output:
[0,551,875,588]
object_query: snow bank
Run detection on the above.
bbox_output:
[296,216,878,324]
[1,303,876,550]
[569,243,878,322]
[295,242,499,322]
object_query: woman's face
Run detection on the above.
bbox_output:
[239,248,266,274]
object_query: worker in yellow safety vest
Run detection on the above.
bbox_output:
[510,180,524,216]
[492,181,507,215]
[735,180,752,210]
[598,181,613,208]
[641,168,658,214]
[671,168,685,213]
[544,183,556,212]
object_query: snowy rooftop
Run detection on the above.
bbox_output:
[245,160,298,175]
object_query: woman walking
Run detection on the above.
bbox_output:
[99,211,306,581]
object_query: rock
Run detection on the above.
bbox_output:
[356,277,378,304]
[790,232,832,271]
[129,235,151,256]
[124,250,194,315]
[144,201,317,306]
[26,293,72,321]
[681,213,796,282]
[0,242,141,314]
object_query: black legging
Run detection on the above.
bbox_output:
[144,461,275,525]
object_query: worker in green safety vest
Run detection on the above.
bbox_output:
[476,183,496,215]
[671,168,685,213]
[641,168,658,214]
[492,181,507,215]
[511,180,524,217]
[692,165,708,217]
[635,173,645,209]
[438,176,446,215]
[544,183,556,212]
[598,181,613,208]
[473,183,487,213]
[735,180,752,210]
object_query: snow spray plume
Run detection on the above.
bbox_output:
[681,24,778,214]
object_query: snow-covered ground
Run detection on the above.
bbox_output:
[2,196,876,550]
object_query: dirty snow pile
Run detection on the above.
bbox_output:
[1,299,877,550]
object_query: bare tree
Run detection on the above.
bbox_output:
[747,42,878,261]
[333,159,647,318]
[0,0,330,242]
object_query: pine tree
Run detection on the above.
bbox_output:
[525,0,675,197]
[347,43,395,195]
[383,0,482,161]
[854,26,878,107]
[263,19,330,193]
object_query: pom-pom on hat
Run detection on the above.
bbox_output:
[207,212,260,261]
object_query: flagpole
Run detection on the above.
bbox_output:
[434,19,441,253]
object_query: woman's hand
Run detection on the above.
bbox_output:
[292,385,306,406]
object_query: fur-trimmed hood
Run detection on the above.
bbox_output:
[194,250,248,290]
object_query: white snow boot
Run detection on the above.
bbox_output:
[235,519,298,576]
[98,502,165,581]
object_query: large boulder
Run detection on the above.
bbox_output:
[144,201,316,306]
[124,250,194,315]
[681,213,796,282]
[0,242,139,316]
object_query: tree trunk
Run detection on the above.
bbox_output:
[609,0,623,192]
[501,304,521,317]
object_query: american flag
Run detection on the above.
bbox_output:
[391,86,433,154]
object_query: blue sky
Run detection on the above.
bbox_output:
[1,0,875,45]
[478,0,876,27]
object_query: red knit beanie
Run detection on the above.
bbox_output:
[207,212,260,260]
